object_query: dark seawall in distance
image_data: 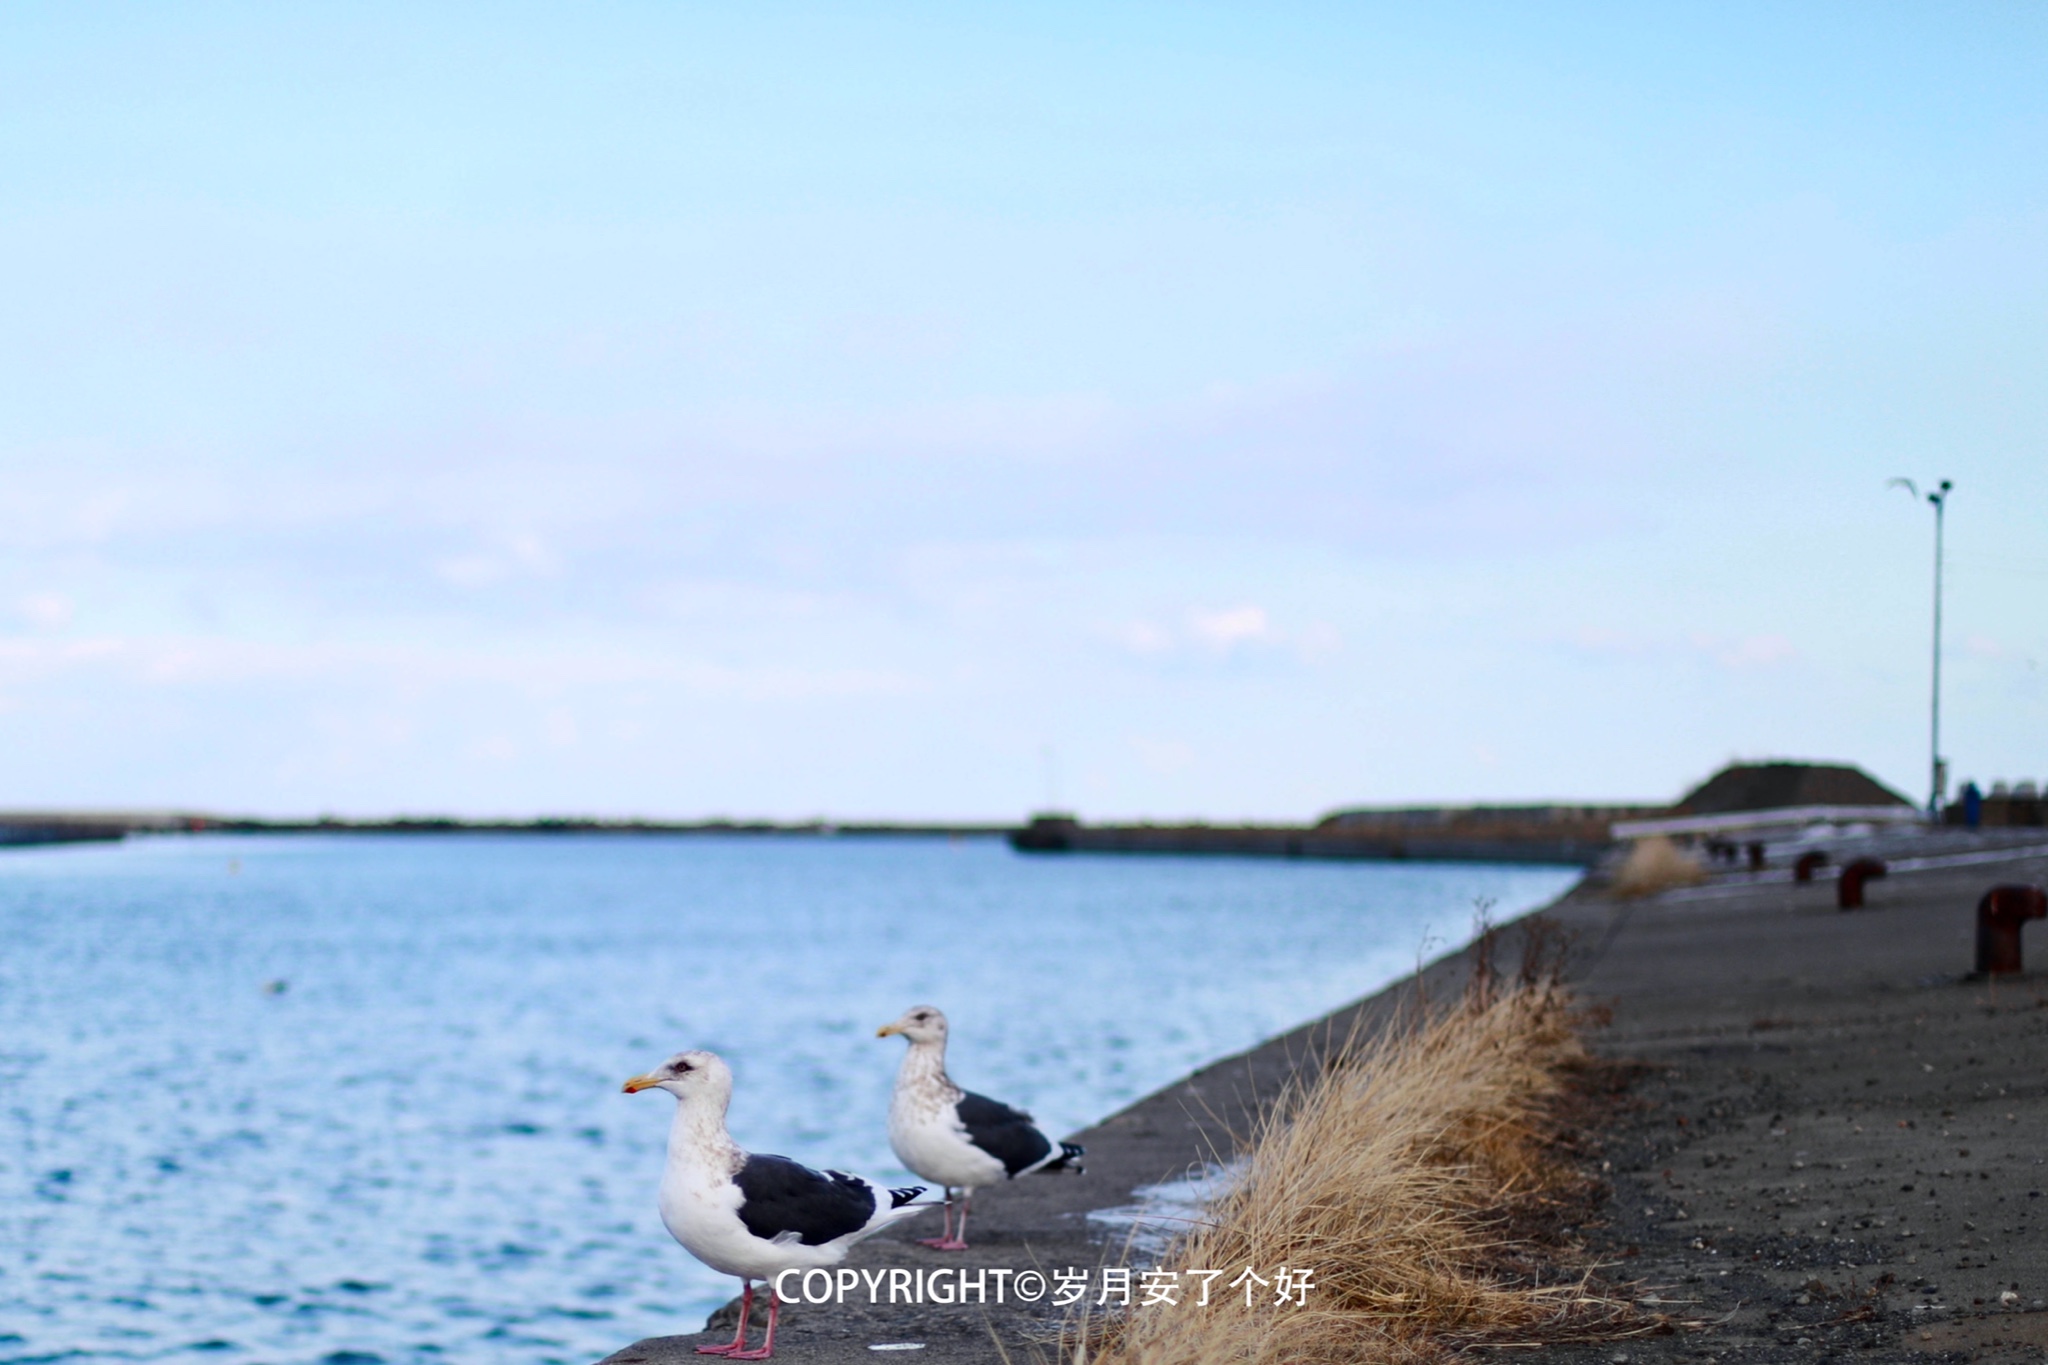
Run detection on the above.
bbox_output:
[0,811,1014,849]
[1008,804,1670,867]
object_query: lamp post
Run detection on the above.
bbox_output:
[1890,477,1953,812]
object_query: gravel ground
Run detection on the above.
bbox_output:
[1539,838,2048,1365]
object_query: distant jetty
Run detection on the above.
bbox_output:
[1007,805,1666,866]
[0,811,1011,849]
[0,813,135,848]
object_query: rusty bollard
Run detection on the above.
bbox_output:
[1747,841,1765,871]
[1976,884,2048,975]
[1795,850,1830,883]
[1837,857,1886,910]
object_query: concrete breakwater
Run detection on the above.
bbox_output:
[1008,803,1667,866]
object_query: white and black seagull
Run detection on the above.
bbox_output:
[623,1049,928,1359]
[876,1005,1083,1251]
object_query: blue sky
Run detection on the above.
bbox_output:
[1,3,2043,820]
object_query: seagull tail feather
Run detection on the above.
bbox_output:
[1042,1141,1085,1175]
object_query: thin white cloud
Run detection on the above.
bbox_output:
[469,734,519,763]
[1563,625,1653,657]
[16,592,73,630]
[1130,735,1196,776]
[433,554,507,588]
[1692,632,1798,670]
[1111,620,1174,656]
[431,531,562,589]
[1561,626,1798,671]
[1189,605,1272,652]
[1105,606,1337,663]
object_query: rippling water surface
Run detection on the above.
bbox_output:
[0,833,1578,1364]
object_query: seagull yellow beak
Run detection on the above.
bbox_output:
[876,1022,904,1038]
[621,1073,663,1093]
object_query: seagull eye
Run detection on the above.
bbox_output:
[672,1061,693,1073]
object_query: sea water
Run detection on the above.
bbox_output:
[0,833,1578,1364]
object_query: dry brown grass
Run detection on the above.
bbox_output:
[1072,929,1641,1365]
[1609,835,1707,898]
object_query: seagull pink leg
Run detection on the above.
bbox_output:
[918,1188,958,1248]
[728,1287,780,1360]
[697,1280,751,1355]
[925,1190,971,1251]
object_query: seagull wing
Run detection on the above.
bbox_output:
[732,1154,878,1246]
[955,1091,1055,1177]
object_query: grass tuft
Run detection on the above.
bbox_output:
[1071,924,1645,1364]
[1609,835,1706,898]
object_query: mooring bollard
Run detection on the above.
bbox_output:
[1795,850,1830,883]
[1747,841,1765,871]
[1837,857,1886,910]
[1975,884,2048,975]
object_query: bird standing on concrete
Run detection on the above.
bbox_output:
[623,1050,928,1359]
[876,1005,1083,1251]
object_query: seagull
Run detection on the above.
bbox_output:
[624,1049,929,1359]
[876,1005,1084,1251]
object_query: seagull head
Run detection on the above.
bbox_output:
[876,1004,948,1046]
[622,1048,730,1102]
